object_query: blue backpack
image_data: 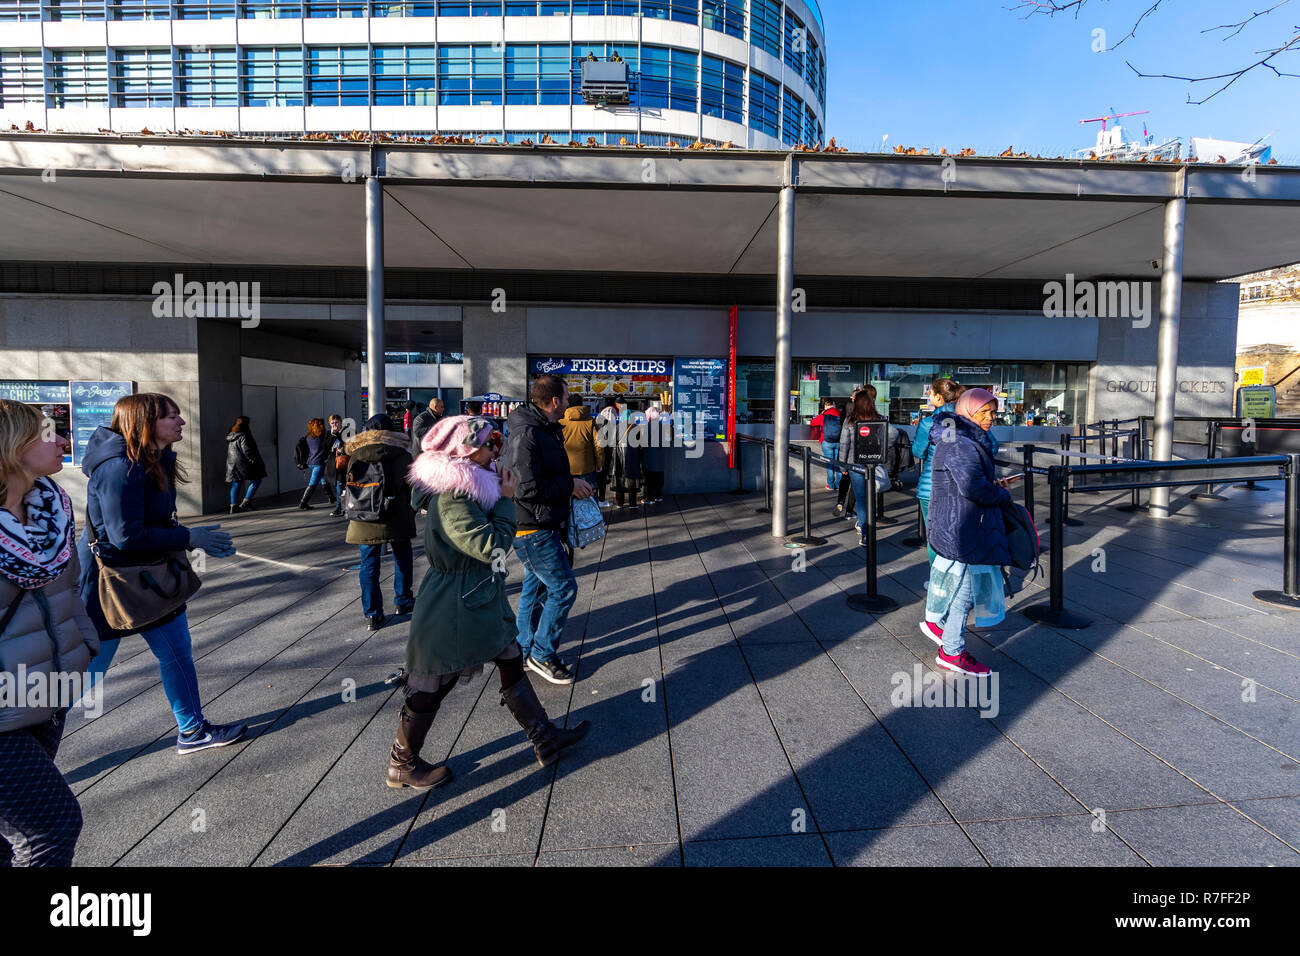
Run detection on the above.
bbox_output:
[821,413,843,443]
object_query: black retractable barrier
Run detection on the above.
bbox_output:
[846,467,899,614]
[900,500,927,548]
[728,436,749,495]
[754,440,772,515]
[1190,421,1229,501]
[785,445,829,549]
[1253,454,1300,611]
[1022,444,1037,516]
[1023,465,1092,630]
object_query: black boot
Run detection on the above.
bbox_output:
[325,483,338,506]
[386,703,452,790]
[500,677,590,767]
[297,486,314,510]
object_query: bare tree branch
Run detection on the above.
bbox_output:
[1015,0,1300,101]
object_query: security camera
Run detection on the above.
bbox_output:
[1150,259,1161,270]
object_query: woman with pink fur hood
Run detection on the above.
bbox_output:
[385,415,590,791]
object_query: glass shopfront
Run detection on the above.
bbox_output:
[736,360,1091,427]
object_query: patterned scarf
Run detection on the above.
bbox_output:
[0,477,74,589]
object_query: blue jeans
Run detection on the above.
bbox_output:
[850,471,868,536]
[306,465,326,490]
[935,565,976,658]
[85,613,205,736]
[358,541,413,619]
[512,530,577,665]
[821,442,840,489]
[335,479,346,504]
[230,479,261,505]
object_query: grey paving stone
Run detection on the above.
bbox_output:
[744,643,952,831]
[825,824,987,866]
[1106,804,1300,866]
[663,642,808,841]
[396,852,536,867]
[998,626,1300,799]
[1229,797,1300,850]
[824,640,1083,822]
[964,815,1147,866]
[537,844,681,867]
[683,834,832,866]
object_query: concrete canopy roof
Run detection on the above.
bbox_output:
[1,134,1299,282]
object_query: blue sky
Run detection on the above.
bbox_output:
[820,0,1300,162]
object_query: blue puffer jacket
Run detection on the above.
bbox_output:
[926,412,1011,566]
[913,403,999,501]
[77,427,192,637]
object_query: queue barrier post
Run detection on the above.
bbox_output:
[754,440,772,515]
[1024,465,1092,630]
[1191,421,1228,501]
[1022,444,1036,515]
[1253,453,1300,611]
[729,436,749,495]
[847,463,899,614]
[900,496,927,548]
[785,445,828,549]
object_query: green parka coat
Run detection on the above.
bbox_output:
[407,459,518,679]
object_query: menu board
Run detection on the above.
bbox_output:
[70,381,134,466]
[673,358,728,441]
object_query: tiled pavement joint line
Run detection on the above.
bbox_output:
[1014,621,1300,760]
[64,564,363,739]
[677,498,859,867]
[248,676,408,868]
[76,564,398,804]
[389,669,498,867]
[107,598,418,866]
[529,521,612,868]
[956,628,1300,855]
[701,495,999,866]
[645,504,688,867]
[716,497,1297,859]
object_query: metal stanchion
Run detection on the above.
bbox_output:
[1236,419,1266,491]
[729,437,750,495]
[1253,453,1300,611]
[900,498,926,548]
[754,441,772,515]
[846,467,899,614]
[1022,444,1036,516]
[1024,465,1092,629]
[1117,422,1145,512]
[1191,421,1228,501]
[786,445,828,548]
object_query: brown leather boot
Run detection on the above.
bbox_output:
[500,677,590,768]
[386,704,452,790]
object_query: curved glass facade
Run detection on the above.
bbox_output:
[0,0,828,148]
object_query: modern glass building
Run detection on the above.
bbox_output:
[0,0,826,148]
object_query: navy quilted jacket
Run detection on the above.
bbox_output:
[926,412,1012,566]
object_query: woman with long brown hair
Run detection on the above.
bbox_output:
[78,393,248,755]
[0,400,98,865]
[225,415,267,514]
[837,385,891,547]
[295,417,337,511]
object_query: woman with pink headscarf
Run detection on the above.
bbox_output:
[921,388,1016,678]
[383,415,590,791]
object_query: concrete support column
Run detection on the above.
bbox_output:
[1150,170,1188,519]
[772,157,796,538]
[366,174,385,419]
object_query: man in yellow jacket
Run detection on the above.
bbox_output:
[561,395,604,491]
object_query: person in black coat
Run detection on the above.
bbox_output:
[296,417,337,511]
[500,375,595,686]
[225,416,267,514]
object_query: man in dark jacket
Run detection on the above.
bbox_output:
[501,375,594,685]
[410,398,445,452]
[344,414,417,631]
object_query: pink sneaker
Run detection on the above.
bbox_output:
[919,621,944,646]
[936,650,992,677]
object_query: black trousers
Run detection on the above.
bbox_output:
[0,710,82,867]
[644,469,664,501]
